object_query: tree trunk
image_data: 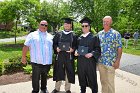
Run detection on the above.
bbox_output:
[15,20,17,44]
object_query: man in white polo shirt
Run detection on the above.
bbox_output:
[22,20,53,93]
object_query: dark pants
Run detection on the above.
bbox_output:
[80,86,97,93]
[31,63,51,93]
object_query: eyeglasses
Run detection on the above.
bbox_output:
[40,24,48,27]
[82,25,89,28]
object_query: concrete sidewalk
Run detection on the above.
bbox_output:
[0,70,140,93]
[0,36,26,43]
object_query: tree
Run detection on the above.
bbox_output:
[39,0,72,33]
[70,0,121,32]
[115,0,133,34]
[0,0,41,44]
[130,0,140,29]
[0,1,15,30]
[12,0,41,44]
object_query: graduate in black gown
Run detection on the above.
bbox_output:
[52,18,77,93]
[75,17,101,93]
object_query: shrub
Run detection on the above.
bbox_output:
[48,68,53,77]
[23,65,32,74]
[3,55,23,74]
[11,26,22,33]
[0,61,3,75]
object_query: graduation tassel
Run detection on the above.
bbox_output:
[70,53,72,60]
[56,53,59,60]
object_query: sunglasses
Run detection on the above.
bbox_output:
[82,25,89,28]
[40,24,48,27]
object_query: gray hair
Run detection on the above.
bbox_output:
[103,16,113,24]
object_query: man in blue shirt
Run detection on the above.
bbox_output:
[133,31,139,48]
[22,20,53,93]
[98,16,122,93]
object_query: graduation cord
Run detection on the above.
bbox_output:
[56,32,63,60]
[56,52,59,60]
[70,33,73,60]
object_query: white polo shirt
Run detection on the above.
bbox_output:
[24,29,53,65]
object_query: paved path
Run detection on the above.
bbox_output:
[0,70,140,93]
[120,53,140,76]
[0,36,26,43]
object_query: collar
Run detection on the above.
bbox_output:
[62,30,73,34]
[103,28,112,33]
[81,32,90,37]
[38,29,47,35]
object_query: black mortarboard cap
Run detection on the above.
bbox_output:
[62,18,74,24]
[80,17,92,25]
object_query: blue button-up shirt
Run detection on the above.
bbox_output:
[24,30,53,65]
[98,28,122,66]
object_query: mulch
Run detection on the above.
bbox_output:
[0,72,32,85]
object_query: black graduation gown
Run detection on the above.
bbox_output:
[53,31,77,83]
[77,33,101,91]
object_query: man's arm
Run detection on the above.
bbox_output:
[113,48,122,69]
[21,45,29,65]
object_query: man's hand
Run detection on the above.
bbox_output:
[22,45,29,65]
[57,47,61,52]
[113,48,122,69]
[112,60,120,69]
[21,57,27,65]
[85,53,93,58]
[66,48,74,53]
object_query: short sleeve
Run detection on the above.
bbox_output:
[24,33,32,46]
[116,33,122,48]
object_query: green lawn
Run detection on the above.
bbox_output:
[0,40,24,62]
[122,38,140,56]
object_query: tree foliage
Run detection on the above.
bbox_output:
[0,0,140,35]
[130,0,140,29]
[39,0,72,32]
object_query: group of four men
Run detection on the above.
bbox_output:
[22,16,122,93]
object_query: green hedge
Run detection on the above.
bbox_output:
[1,53,77,76]
[23,65,32,74]
[0,61,3,75]
[3,56,23,74]
[2,54,30,75]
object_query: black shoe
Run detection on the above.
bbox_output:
[40,89,49,93]
[80,86,86,93]
[80,91,86,93]
[66,90,71,93]
[52,89,59,93]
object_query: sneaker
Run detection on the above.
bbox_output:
[66,90,71,93]
[52,89,59,93]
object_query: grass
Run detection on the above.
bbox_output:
[0,40,24,63]
[0,30,28,39]
[122,38,140,56]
